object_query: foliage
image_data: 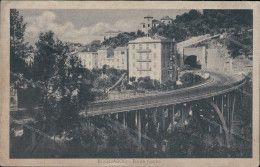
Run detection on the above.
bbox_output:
[180,72,203,86]
[94,75,113,92]
[150,10,252,58]
[102,32,145,48]
[10,9,33,87]
[129,76,136,82]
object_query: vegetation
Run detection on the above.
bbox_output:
[102,31,145,48]
[180,72,204,87]
[10,9,252,158]
[150,10,252,58]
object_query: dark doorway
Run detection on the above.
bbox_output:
[184,55,201,69]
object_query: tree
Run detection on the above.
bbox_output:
[94,75,112,92]
[10,9,32,86]
[130,77,136,82]
[31,31,93,135]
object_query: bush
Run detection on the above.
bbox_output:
[130,77,136,82]
[180,72,203,86]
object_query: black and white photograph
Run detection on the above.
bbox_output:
[1,1,259,166]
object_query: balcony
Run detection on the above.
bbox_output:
[136,48,151,53]
[136,67,151,71]
[136,58,151,62]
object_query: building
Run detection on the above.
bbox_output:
[114,47,128,70]
[77,48,98,69]
[140,16,154,35]
[128,35,176,83]
[97,46,114,68]
[139,15,173,35]
[100,31,122,42]
[160,16,173,25]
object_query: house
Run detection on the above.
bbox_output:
[77,48,98,69]
[97,46,114,68]
[113,47,128,70]
[100,31,122,42]
[128,35,177,83]
[160,16,173,25]
[139,15,174,35]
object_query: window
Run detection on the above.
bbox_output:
[143,24,145,28]
[169,21,170,23]
[148,24,150,27]
[146,62,149,69]
[121,51,125,54]
[146,53,149,59]
[139,53,142,60]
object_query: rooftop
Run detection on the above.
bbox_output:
[114,46,128,51]
[129,35,175,43]
[152,20,161,24]
[160,16,173,20]
[105,30,122,34]
[144,15,153,18]
[81,48,97,53]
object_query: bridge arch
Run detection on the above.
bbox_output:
[188,100,229,147]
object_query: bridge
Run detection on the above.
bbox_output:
[81,71,246,147]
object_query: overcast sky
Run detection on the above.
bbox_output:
[19,9,193,45]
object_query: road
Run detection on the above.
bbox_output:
[82,71,245,116]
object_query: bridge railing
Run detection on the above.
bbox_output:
[85,76,246,114]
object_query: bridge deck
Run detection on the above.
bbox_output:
[81,71,245,116]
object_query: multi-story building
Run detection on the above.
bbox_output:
[77,48,98,69]
[114,47,128,70]
[97,46,114,68]
[128,35,176,83]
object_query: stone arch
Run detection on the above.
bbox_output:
[184,55,201,69]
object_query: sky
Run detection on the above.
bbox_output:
[19,9,193,45]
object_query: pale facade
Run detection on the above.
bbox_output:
[140,16,154,35]
[97,46,114,68]
[114,47,128,70]
[100,31,122,42]
[97,46,128,70]
[78,49,98,69]
[160,16,173,25]
[128,36,176,83]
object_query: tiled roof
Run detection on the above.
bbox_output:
[152,20,161,24]
[161,16,173,20]
[144,15,153,18]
